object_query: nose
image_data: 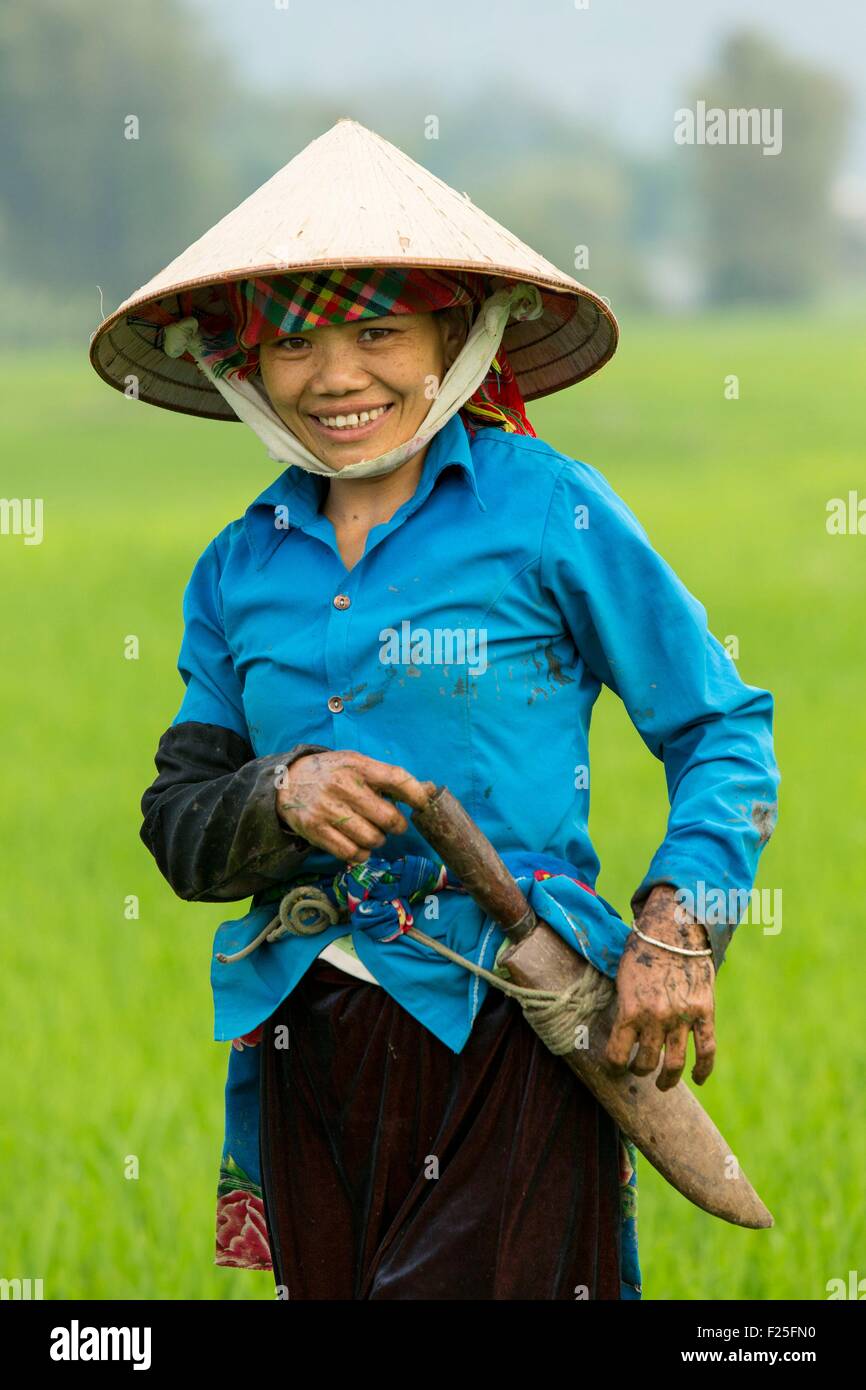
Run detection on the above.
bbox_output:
[306,333,372,400]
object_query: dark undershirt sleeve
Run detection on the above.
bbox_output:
[140,720,331,902]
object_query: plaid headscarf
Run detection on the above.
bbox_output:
[132,266,536,438]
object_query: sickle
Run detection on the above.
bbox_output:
[411,784,773,1230]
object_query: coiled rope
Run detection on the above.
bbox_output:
[216,884,613,1057]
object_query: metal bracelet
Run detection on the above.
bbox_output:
[630,921,713,956]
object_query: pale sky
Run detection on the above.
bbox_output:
[187,0,866,169]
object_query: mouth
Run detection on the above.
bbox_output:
[307,401,395,442]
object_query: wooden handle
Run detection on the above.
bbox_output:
[411,785,538,942]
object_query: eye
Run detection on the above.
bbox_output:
[274,336,311,352]
[358,326,394,341]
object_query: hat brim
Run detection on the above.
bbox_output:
[90,262,618,423]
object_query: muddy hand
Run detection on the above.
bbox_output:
[275,749,436,863]
[604,884,717,1091]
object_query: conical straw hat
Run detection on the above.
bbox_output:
[90,118,619,421]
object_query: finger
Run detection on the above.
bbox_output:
[355,758,437,811]
[691,1015,717,1085]
[656,1024,689,1091]
[332,774,411,835]
[291,793,386,855]
[628,1023,666,1077]
[604,1019,639,1073]
[305,824,369,863]
[320,802,388,853]
[281,761,409,838]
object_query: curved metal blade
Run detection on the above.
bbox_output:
[411,785,773,1229]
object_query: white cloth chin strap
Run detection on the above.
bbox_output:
[163,281,544,479]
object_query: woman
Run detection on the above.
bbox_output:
[90,119,779,1300]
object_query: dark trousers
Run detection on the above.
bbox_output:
[259,957,623,1299]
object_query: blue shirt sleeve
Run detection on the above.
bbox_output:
[172,532,250,741]
[539,457,780,973]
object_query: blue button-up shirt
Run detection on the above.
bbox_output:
[173,411,778,1297]
[176,408,779,1018]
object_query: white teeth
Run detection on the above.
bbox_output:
[316,404,389,429]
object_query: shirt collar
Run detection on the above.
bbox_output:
[243,411,486,569]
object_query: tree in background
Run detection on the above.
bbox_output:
[387,89,647,312]
[0,0,247,337]
[685,30,851,305]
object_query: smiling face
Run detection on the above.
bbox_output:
[258,307,469,470]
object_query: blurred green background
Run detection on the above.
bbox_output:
[1,0,865,1301]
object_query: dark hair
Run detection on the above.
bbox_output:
[434,302,474,339]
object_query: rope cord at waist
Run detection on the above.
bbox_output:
[215,883,613,1056]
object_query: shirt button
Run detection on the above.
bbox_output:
[328,695,344,713]
[333,593,351,609]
